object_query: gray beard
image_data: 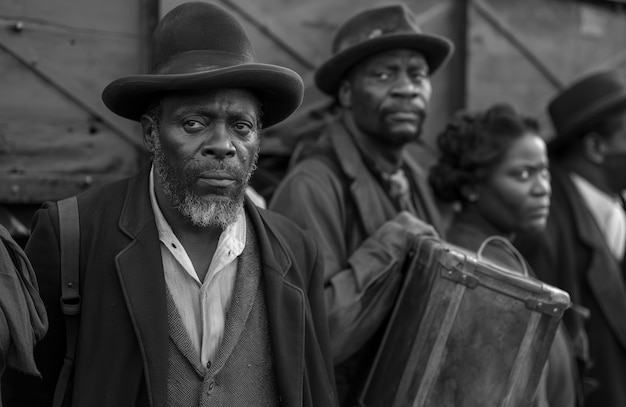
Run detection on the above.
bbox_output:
[152,135,257,229]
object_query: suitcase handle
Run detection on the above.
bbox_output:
[476,235,529,277]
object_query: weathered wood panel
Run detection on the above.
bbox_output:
[467,0,626,137]
[4,0,625,207]
[2,0,147,33]
[0,0,155,204]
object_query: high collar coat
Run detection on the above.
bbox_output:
[2,166,337,407]
[517,164,626,407]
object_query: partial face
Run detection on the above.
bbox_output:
[343,49,432,147]
[600,114,626,193]
[144,89,261,228]
[474,133,551,235]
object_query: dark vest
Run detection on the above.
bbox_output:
[166,219,279,406]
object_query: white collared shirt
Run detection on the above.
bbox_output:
[571,172,626,261]
[149,166,246,366]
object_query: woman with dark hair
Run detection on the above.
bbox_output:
[430,103,550,247]
[429,104,578,407]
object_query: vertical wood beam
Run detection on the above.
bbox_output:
[471,0,564,90]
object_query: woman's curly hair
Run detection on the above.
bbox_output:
[429,103,540,203]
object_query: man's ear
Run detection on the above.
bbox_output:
[140,115,157,153]
[337,80,352,109]
[581,133,606,164]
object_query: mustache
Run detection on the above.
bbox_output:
[381,104,426,117]
[187,160,248,179]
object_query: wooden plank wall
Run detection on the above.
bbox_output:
[5,0,623,206]
[0,0,157,204]
[467,0,626,138]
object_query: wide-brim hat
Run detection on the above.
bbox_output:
[102,2,304,128]
[315,3,454,96]
[548,70,626,152]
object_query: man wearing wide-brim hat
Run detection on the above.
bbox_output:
[517,70,626,407]
[1,3,338,407]
[269,3,453,405]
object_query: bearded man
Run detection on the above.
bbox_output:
[269,4,454,405]
[1,3,337,407]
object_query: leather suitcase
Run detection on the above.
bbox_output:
[357,235,571,407]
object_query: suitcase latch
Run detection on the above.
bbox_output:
[524,298,568,317]
[441,264,480,289]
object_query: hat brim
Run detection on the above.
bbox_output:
[102,64,304,128]
[548,92,626,153]
[314,33,454,96]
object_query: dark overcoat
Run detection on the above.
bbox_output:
[517,165,626,407]
[270,117,443,404]
[2,166,337,407]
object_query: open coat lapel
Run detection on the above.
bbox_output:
[329,119,444,236]
[246,201,306,407]
[328,121,397,236]
[106,169,324,407]
[114,168,169,407]
[560,170,626,349]
[403,154,444,234]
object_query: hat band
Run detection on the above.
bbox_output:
[152,50,255,75]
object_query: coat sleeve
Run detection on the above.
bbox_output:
[2,203,64,407]
[270,162,425,364]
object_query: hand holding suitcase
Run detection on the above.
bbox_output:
[358,235,570,407]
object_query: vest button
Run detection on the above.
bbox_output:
[206,361,211,369]
[207,381,215,393]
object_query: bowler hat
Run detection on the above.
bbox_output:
[548,70,626,152]
[102,2,303,128]
[314,3,454,96]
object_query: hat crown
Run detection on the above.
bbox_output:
[332,4,422,55]
[548,71,626,137]
[315,3,453,96]
[150,2,255,75]
[102,1,304,128]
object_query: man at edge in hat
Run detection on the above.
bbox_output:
[269,4,453,404]
[517,70,626,407]
[1,3,337,406]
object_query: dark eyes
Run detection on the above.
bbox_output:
[374,71,391,81]
[233,122,253,133]
[515,169,530,180]
[512,167,550,181]
[182,119,255,136]
[410,71,429,80]
[372,70,428,82]
[183,120,204,132]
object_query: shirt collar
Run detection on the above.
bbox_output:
[149,166,246,282]
[570,172,624,231]
[570,172,626,252]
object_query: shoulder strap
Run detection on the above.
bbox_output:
[53,196,80,407]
